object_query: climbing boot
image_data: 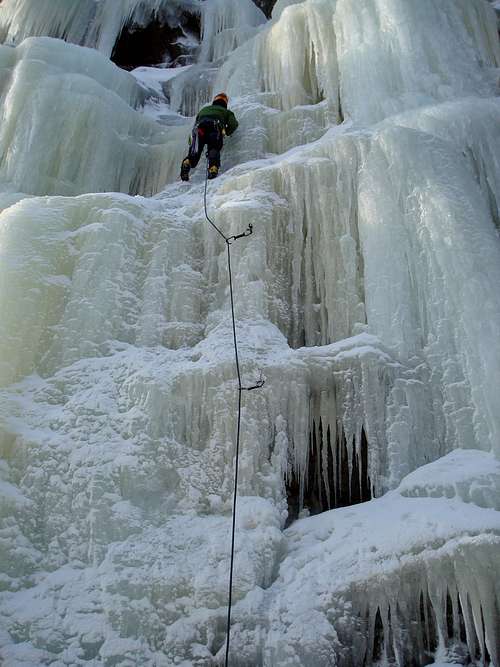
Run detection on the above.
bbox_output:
[208,165,219,180]
[180,158,191,182]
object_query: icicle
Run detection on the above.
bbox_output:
[199,0,265,63]
[0,0,203,58]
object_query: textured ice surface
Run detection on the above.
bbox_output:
[0,38,188,196]
[200,0,266,63]
[0,0,200,56]
[0,0,265,66]
[0,0,500,665]
[260,451,500,666]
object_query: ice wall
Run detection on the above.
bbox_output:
[0,37,187,196]
[218,0,499,122]
[0,0,500,665]
[199,0,266,62]
[261,451,500,667]
[164,63,219,116]
[0,0,265,67]
[0,0,200,57]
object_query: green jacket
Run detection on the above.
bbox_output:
[196,104,239,136]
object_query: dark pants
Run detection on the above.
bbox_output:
[185,119,223,170]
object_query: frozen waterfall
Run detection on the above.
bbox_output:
[0,0,500,665]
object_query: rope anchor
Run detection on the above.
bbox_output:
[241,370,265,392]
[202,158,264,667]
[228,223,253,244]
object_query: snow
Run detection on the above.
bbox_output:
[131,63,220,124]
[130,64,193,97]
[0,0,500,665]
[261,454,500,664]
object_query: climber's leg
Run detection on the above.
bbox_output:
[206,127,224,179]
[180,157,191,181]
[180,126,205,181]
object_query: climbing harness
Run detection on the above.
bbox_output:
[202,157,264,667]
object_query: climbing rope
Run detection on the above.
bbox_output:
[202,159,264,667]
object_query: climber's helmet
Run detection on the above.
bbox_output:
[213,92,229,107]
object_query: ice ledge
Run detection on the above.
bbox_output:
[398,449,500,509]
[284,450,500,564]
[257,450,500,665]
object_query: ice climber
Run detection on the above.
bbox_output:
[180,93,238,181]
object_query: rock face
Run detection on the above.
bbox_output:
[0,0,500,666]
[0,0,204,60]
[111,9,201,69]
[251,0,277,18]
[0,0,267,67]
